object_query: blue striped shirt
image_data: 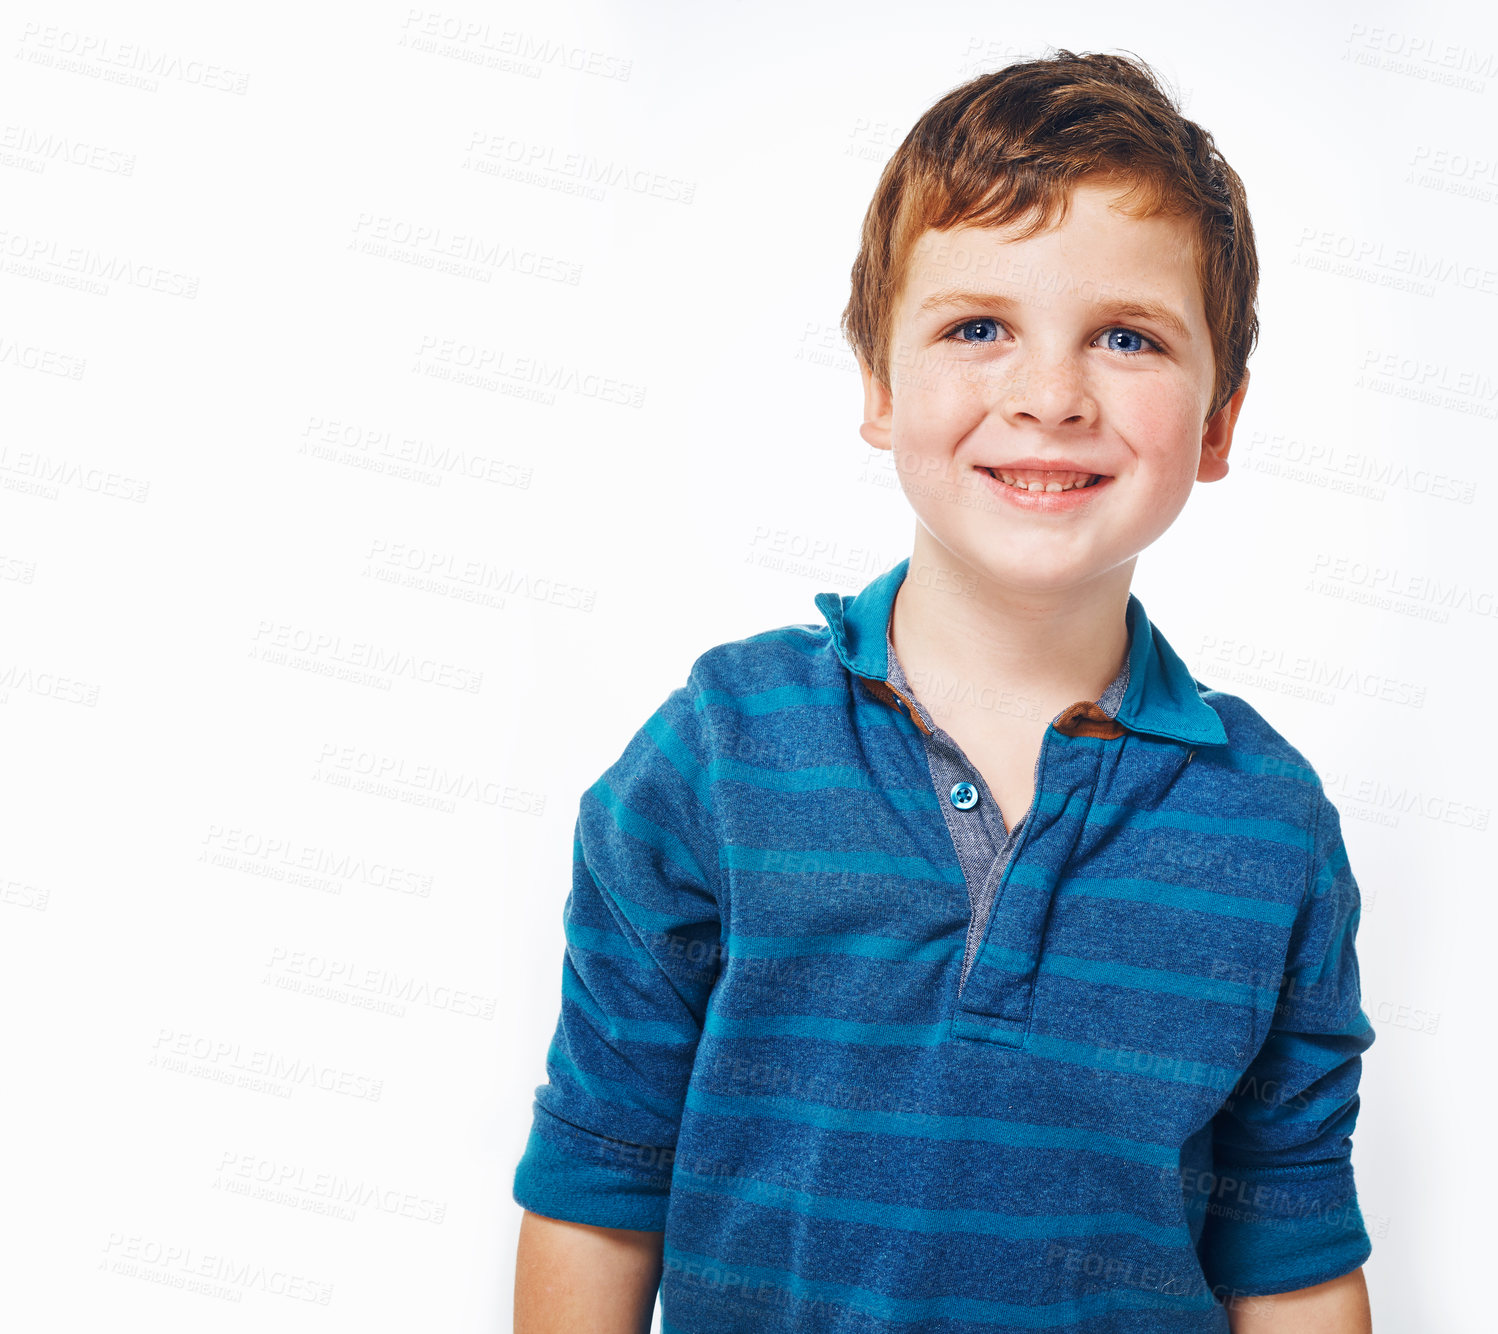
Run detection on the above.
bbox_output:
[514,556,1375,1332]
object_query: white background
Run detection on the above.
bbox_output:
[3,2,1493,1330]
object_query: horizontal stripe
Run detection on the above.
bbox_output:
[721,843,967,885]
[987,944,1278,1009]
[546,1041,680,1125]
[1207,747,1320,784]
[725,931,955,961]
[695,683,876,716]
[1311,842,1351,897]
[705,1008,948,1047]
[708,754,937,807]
[701,1009,1245,1091]
[661,1244,1218,1325]
[560,967,698,1045]
[1021,871,1298,925]
[643,709,712,808]
[1027,1031,1240,1092]
[568,856,699,935]
[670,1163,1185,1245]
[682,1087,1177,1167]
[1082,798,1307,847]
[587,775,710,886]
[563,921,643,962]
[722,934,1276,1008]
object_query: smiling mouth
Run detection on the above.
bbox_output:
[980,468,1106,494]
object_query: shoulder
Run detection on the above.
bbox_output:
[585,618,841,842]
[681,617,838,702]
[650,617,851,773]
[1193,680,1337,826]
[607,617,837,757]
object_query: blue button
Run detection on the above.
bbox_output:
[950,781,979,810]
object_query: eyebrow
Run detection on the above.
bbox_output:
[916,288,1191,343]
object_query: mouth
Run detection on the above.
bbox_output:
[978,467,1107,494]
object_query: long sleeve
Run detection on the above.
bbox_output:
[512,668,724,1231]
[1193,779,1376,1298]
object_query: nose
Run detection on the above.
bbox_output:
[1000,348,1098,429]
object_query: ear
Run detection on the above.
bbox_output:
[857,358,895,453]
[1198,368,1249,483]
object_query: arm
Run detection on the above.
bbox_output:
[512,669,722,1324]
[515,1210,663,1334]
[1224,1266,1371,1333]
[1194,781,1377,1311]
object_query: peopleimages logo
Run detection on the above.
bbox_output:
[16,23,252,94]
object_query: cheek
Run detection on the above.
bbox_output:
[1115,388,1201,466]
[894,360,987,438]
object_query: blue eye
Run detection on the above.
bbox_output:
[941,318,1161,356]
[1101,328,1158,357]
[945,317,1001,344]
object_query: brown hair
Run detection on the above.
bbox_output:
[841,49,1258,423]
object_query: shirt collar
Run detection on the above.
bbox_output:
[813,557,1228,748]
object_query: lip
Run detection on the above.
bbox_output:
[979,457,1110,474]
[975,465,1112,511]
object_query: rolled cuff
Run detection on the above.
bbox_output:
[1194,1161,1372,1299]
[512,1100,674,1231]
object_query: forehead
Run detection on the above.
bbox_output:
[897,181,1204,325]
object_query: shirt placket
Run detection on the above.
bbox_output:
[886,628,1130,1045]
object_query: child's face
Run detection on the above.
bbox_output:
[859,176,1248,598]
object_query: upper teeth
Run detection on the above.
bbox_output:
[988,469,1100,493]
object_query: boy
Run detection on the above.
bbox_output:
[513,50,1375,1334]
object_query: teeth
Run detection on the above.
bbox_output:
[987,469,1101,493]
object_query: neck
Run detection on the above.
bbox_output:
[889,523,1134,728]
